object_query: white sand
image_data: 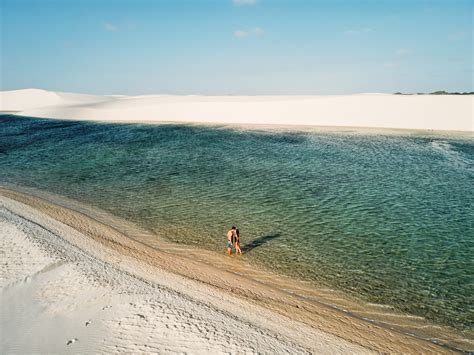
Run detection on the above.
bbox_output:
[1,88,472,131]
[0,193,370,354]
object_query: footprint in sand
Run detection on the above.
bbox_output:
[102,305,112,310]
[66,338,78,345]
[85,320,92,326]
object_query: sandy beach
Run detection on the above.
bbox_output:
[2,186,469,353]
[1,88,472,132]
[0,188,350,353]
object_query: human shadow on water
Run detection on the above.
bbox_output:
[242,233,281,254]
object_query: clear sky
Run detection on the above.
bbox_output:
[1,0,472,95]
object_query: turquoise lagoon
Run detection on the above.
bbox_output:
[0,115,472,332]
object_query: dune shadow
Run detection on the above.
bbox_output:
[242,233,281,253]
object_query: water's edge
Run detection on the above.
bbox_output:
[1,115,473,350]
[1,185,471,353]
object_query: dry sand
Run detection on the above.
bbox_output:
[1,88,472,131]
[2,187,468,353]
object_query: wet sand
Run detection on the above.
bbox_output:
[1,187,470,353]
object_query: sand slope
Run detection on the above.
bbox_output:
[0,88,112,111]
[2,187,466,353]
[1,89,472,131]
[0,192,369,354]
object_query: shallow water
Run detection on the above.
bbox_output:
[1,115,473,331]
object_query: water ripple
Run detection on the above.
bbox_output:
[0,115,473,331]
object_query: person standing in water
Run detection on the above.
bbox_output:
[235,228,242,255]
[227,226,242,255]
[227,226,236,255]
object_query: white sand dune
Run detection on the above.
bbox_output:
[1,88,472,131]
[0,88,113,111]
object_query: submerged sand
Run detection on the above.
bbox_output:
[1,187,470,353]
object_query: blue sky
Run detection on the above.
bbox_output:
[1,0,472,94]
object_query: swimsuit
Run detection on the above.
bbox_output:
[227,240,233,248]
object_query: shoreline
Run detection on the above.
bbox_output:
[3,113,474,140]
[1,89,473,132]
[1,185,471,353]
